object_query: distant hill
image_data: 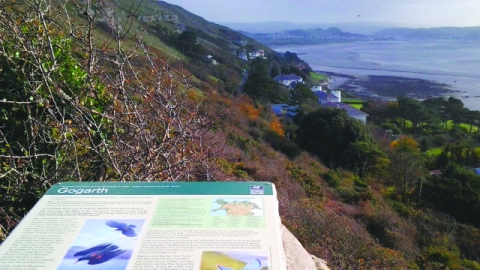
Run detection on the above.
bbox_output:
[374,26,480,40]
[220,21,406,35]
[242,27,368,46]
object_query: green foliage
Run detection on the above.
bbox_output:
[282,201,410,269]
[1,0,222,239]
[287,164,322,198]
[1,26,111,221]
[287,84,317,113]
[270,66,280,78]
[3,2,480,268]
[419,235,480,270]
[397,96,432,134]
[456,224,480,261]
[381,122,402,135]
[227,132,258,154]
[360,203,419,259]
[423,164,480,227]
[343,141,387,177]
[295,107,376,170]
[367,96,480,139]
[175,29,203,57]
[324,170,372,203]
[264,130,302,159]
[435,141,480,168]
[217,158,255,179]
[387,136,428,203]
[243,58,283,103]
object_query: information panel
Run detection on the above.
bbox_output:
[0,182,285,270]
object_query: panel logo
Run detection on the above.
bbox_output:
[250,185,264,195]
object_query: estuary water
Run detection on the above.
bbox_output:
[273,39,480,110]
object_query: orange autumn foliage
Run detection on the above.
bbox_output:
[390,136,418,150]
[270,117,285,138]
[239,102,259,120]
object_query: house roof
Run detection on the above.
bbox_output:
[271,104,297,117]
[323,102,369,117]
[271,104,285,115]
[289,81,301,88]
[274,74,303,82]
[315,91,338,100]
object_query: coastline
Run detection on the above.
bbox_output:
[313,70,461,101]
[273,40,480,108]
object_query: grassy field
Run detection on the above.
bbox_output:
[347,103,363,109]
[342,99,364,110]
[310,72,328,82]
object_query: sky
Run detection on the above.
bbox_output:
[164,0,480,28]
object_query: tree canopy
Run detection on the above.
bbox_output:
[243,58,283,103]
[295,108,378,170]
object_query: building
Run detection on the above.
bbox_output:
[322,102,369,124]
[311,85,323,92]
[315,91,341,105]
[274,74,303,88]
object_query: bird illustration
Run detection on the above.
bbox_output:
[106,220,137,237]
[217,258,262,270]
[74,243,125,265]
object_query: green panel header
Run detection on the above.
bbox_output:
[45,182,274,196]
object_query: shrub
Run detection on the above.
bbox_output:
[287,164,323,199]
[239,101,260,120]
[456,224,480,261]
[263,130,302,159]
[282,201,410,269]
[269,117,285,138]
[358,200,420,260]
[216,158,255,179]
[323,170,372,203]
[381,123,402,135]
[433,134,448,147]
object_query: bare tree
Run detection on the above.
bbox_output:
[0,0,220,240]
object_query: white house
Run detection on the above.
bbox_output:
[274,74,303,88]
[314,91,341,105]
[311,85,323,92]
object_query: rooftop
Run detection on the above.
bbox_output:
[323,102,369,117]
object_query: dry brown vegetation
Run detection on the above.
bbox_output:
[2,1,480,269]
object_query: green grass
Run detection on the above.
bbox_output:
[342,98,363,103]
[445,120,479,132]
[343,100,364,110]
[348,103,363,109]
[310,72,328,82]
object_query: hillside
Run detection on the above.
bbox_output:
[221,21,404,35]
[2,1,480,269]
[242,27,369,46]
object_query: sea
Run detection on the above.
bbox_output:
[273,39,480,110]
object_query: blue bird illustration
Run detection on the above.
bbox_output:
[217,257,262,270]
[106,220,137,237]
[74,243,125,265]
